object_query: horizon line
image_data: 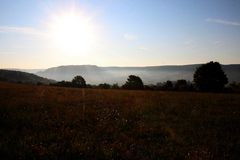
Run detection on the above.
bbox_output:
[1,62,240,70]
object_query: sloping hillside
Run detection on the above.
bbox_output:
[0,69,55,84]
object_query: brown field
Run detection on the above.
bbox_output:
[0,82,240,159]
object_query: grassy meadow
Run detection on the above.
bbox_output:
[0,82,240,159]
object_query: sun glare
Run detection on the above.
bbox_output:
[49,10,96,54]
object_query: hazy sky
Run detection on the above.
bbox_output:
[0,0,240,68]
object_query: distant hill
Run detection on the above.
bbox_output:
[0,69,55,84]
[3,68,44,74]
[36,64,240,85]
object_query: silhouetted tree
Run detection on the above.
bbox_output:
[162,80,173,90]
[112,83,120,89]
[54,81,73,87]
[174,79,188,91]
[72,75,86,88]
[144,84,155,90]
[122,75,144,89]
[98,83,111,89]
[193,61,228,91]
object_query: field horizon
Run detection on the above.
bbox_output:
[1,1,240,159]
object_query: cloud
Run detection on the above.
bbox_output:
[206,18,240,26]
[123,33,137,41]
[0,26,45,36]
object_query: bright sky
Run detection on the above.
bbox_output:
[0,0,240,69]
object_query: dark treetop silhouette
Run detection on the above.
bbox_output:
[122,75,144,90]
[194,61,228,91]
[72,75,86,88]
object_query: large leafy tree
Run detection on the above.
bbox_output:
[122,75,144,89]
[193,61,228,91]
[72,75,86,88]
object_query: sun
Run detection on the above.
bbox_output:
[49,10,96,54]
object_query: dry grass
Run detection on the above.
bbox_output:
[0,82,240,159]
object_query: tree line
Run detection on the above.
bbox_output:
[50,61,240,92]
